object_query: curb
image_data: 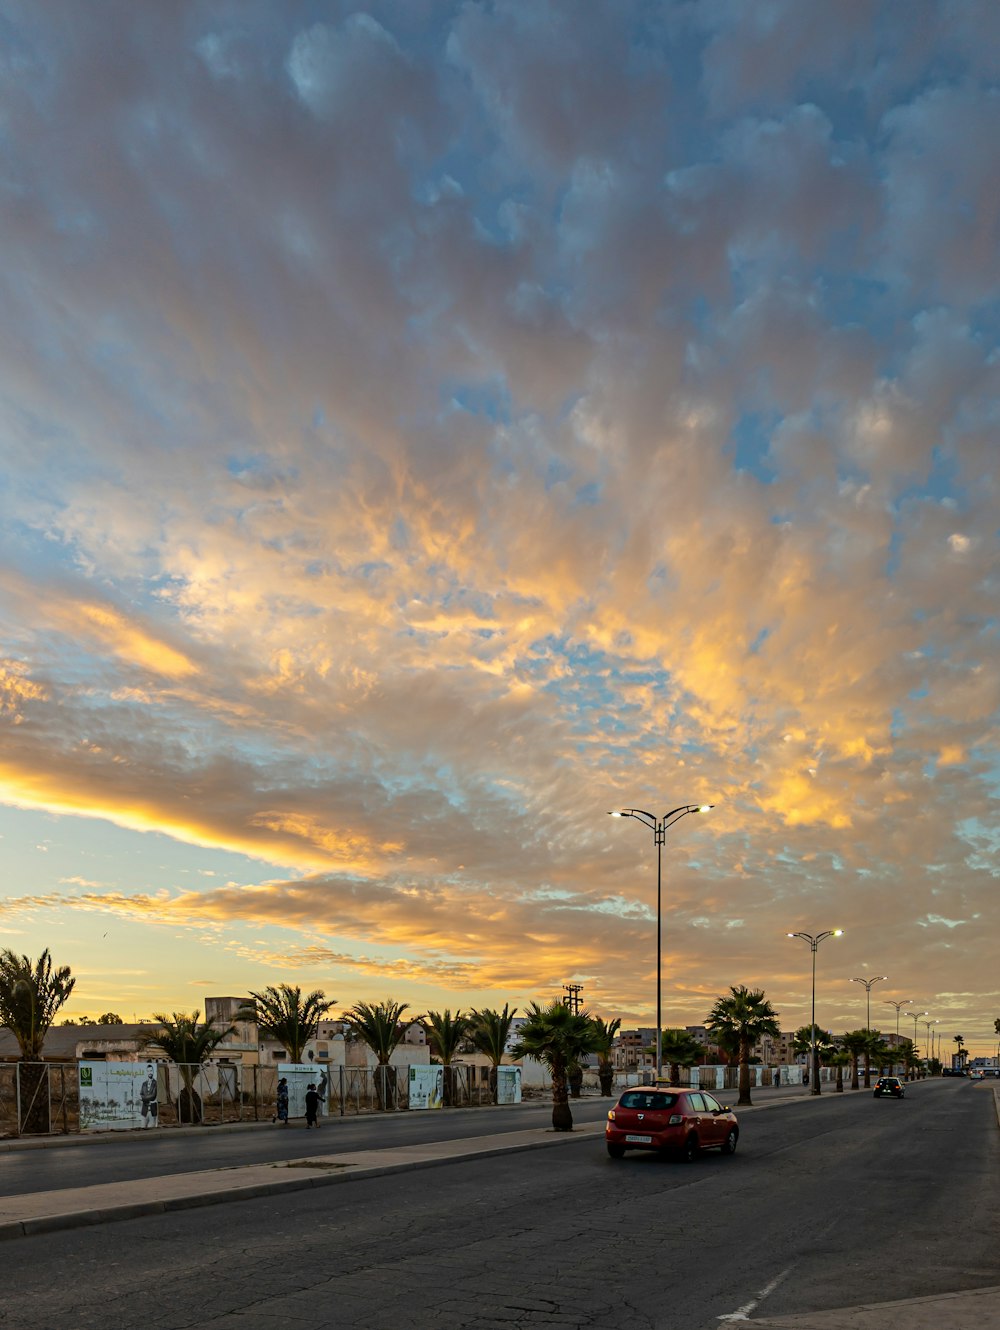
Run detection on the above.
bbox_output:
[0,1124,599,1241]
[0,1099,536,1153]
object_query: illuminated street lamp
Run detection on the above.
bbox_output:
[787,930,843,1096]
[904,1009,928,1061]
[924,1018,939,1072]
[851,975,887,1033]
[609,804,713,1078]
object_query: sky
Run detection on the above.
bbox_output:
[0,0,998,1056]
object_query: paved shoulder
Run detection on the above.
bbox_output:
[749,1284,1000,1329]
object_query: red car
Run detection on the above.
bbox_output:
[606,1086,739,1160]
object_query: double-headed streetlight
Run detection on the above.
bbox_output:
[885,998,913,1074]
[924,1018,939,1071]
[852,975,886,1088]
[787,930,843,1095]
[904,1009,928,1060]
[852,975,887,1032]
[609,804,713,1078]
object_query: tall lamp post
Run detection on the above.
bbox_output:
[904,1010,928,1068]
[852,975,887,1033]
[924,1018,939,1074]
[852,975,887,1088]
[787,930,843,1095]
[885,999,913,1075]
[609,804,713,1079]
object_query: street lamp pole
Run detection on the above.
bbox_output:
[904,1009,927,1066]
[609,804,713,1079]
[787,930,843,1096]
[924,1019,938,1072]
[851,975,887,1089]
[884,999,913,1075]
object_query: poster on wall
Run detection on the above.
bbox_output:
[496,1065,521,1104]
[277,1063,329,1119]
[79,1060,162,1131]
[409,1065,444,1109]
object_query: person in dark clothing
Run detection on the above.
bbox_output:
[273,1077,289,1125]
[305,1083,320,1129]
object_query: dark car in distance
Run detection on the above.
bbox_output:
[605,1086,739,1160]
[873,1075,905,1098]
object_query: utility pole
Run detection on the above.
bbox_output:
[562,983,584,1014]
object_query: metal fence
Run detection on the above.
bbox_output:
[0,1060,535,1137]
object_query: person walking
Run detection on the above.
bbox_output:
[305,1082,320,1129]
[273,1077,289,1126]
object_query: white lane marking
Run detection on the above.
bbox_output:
[717,1265,793,1322]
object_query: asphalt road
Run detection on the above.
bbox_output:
[2,1079,997,1330]
[2,1096,612,1195]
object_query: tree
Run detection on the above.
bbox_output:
[657,1028,703,1085]
[868,1034,893,1077]
[510,1000,602,1131]
[237,984,335,1062]
[829,1050,850,1092]
[97,1012,124,1025]
[590,1016,622,1096]
[898,1038,919,1080]
[793,1024,833,1087]
[0,949,76,1135]
[469,1005,518,1103]
[0,949,76,1060]
[343,999,410,1109]
[862,1028,887,1087]
[953,1034,967,1069]
[706,987,780,1107]
[841,1030,869,1091]
[423,1009,471,1106]
[144,1011,235,1124]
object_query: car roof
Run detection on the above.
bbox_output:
[620,1086,688,1096]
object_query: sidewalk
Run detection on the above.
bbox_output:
[0,1122,601,1240]
[748,1284,1000,1329]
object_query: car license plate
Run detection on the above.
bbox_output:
[625,1133,652,1144]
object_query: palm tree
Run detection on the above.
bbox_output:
[829,1050,850,1092]
[0,949,76,1060]
[237,984,335,1062]
[868,1034,893,1077]
[0,949,76,1135]
[841,1030,869,1091]
[862,1028,887,1087]
[706,987,780,1106]
[144,1010,235,1123]
[899,1038,920,1080]
[469,1005,518,1103]
[423,1009,471,1106]
[590,1016,622,1096]
[953,1034,967,1070]
[510,1001,602,1131]
[658,1028,703,1085]
[343,999,410,1109]
[793,1024,833,1087]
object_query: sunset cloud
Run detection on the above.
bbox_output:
[0,1,998,1049]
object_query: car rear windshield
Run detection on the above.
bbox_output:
[618,1092,678,1110]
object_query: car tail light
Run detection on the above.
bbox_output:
[607,1110,616,1121]
[668,1114,683,1125]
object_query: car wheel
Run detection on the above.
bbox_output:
[680,1133,700,1162]
[607,1143,626,1159]
[720,1127,739,1156]
[873,1091,879,1097]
